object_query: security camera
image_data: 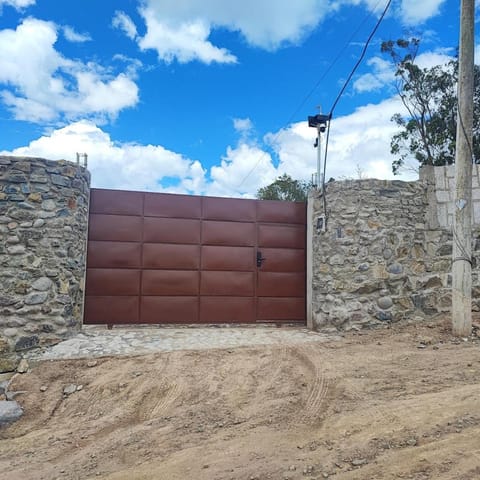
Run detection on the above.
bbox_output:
[308,114,330,130]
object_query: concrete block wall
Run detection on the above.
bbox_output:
[422,164,480,228]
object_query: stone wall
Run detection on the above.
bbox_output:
[309,174,479,331]
[0,156,90,370]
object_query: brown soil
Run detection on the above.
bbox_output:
[1,317,480,480]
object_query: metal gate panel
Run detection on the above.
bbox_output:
[144,192,201,218]
[200,297,255,323]
[85,189,306,325]
[257,224,305,249]
[203,197,256,222]
[201,246,254,271]
[142,270,199,296]
[258,248,305,272]
[86,269,141,296]
[257,272,305,297]
[85,296,140,324]
[143,217,201,244]
[257,200,306,224]
[142,244,200,270]
[141,296,198,323]
[89,214,142,242]
[90,189,143,216]
[202,221,255,246]
[87,241,142,268]
[257,297,305,320]
[200,271,255,296]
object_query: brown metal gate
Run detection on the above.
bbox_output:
[84,189,306,325]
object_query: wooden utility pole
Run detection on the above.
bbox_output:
[452,0,475,337]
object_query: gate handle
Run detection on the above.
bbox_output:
[257,251,266,267]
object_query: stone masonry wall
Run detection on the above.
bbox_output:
[0,156,90,371]
[309,175,479,331]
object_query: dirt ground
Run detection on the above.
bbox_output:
[1,317,480,480]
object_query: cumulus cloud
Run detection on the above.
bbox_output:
[110,0,447,64]
[354,57,395,93]
[112,10,138,40]
[62,25,92,43]
[138,0,329,56]
[233,118,253,133]
[1,121,206,193]
[267,96,417,182]
[1,94,418,200]
[138,10,237,64]
[354,48,454,95]
[0,0,35,10]
[123,0,334,64]
[0,18,139,123]
[399,0,446,25]
[208,143,278,197]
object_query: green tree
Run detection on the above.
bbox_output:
[381,38,480,174]
[256,174,312,202]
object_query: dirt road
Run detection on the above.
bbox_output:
[1,318,480,480]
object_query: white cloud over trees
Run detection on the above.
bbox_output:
[0,95,417,198]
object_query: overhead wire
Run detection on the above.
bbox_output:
[320,0,393,218]
[236,0,387,190]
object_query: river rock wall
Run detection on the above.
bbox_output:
[310,172,480,331]
[0,156,90,371]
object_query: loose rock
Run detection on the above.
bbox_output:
[63,384,77,395]
[0,400,23,425]
[17,359,29,373]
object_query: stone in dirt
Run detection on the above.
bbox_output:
[17,359,29,373]
[0,400,23,425]
[0,381,9,396]
[63,384,77,395]
[6,391,26,401]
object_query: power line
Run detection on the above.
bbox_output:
[236,0,387,190]
[322,0,393,195]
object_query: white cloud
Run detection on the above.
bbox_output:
[62,25,92,43]
[138,10,237,64]
[0,98,418,199]
[208,143,277,197]
[0,18,139,123]
[415,50,453,69]
[354,47,454,95]
[354,57,395,93]
[111,0,447,65]
[0,0,35,10]
[233,118,253,133]
[128,0,334,64]
[0,121,206,193]
[112,11,138,40]
[399,0,445,25]
[268,97,417,182]
[233,117,254,142]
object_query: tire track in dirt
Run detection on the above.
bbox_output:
[289,344,333,425]
[136,381,183,422]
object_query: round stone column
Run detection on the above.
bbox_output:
[0,156,90,370]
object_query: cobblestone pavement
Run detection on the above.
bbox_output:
[27,326,339,360]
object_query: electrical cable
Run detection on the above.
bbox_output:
[321,0,392,215]
[236,0,386,190]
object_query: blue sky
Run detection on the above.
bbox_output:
[0,0,472,197]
